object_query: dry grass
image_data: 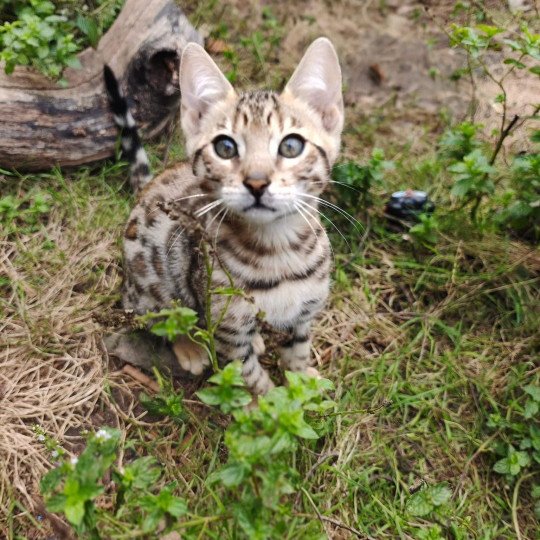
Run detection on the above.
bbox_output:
[0,168,128,531]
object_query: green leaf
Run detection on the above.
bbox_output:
[524,385,540,402]
[64,499,85,526]
[208,462,250,487]
[407,491,433,516]
[493,457,511,474]
[429,484,452,506]
[195,387,223,406]
[76,15,99,47]
[524,399,539,419]
[503,58,526,69]
[529,66,540,76]
[121,456,161,490]
[40,467,64,494]
[291,419,319,440]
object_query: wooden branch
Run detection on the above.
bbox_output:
[0,0,202,171]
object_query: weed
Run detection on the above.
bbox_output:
[240,7,283,71]
[332,148,394,213]
[40,427,187,537]
[199,364,336,539]
[0,0,123,80]
[139,368,185,423]
[409,213,439,245]
[0,189,51,236]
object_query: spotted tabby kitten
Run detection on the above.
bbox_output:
[107,38,344,394]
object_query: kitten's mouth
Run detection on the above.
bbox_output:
[243,202,276,212]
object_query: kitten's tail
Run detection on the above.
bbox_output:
[103,65,153,192]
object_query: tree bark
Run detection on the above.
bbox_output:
[0,0,202,171]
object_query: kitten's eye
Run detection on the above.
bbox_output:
[213,135,238,159]
[278,134,305,158]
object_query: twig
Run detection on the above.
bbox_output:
[119,364,159,392]
[490,114,520,166]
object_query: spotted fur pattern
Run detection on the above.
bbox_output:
[112,39,344,394]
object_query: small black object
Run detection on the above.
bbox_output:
[384,190,435,223]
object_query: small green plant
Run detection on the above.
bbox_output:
[198,363,335,539]
[493,445,530,476]
[240,7,283,74]
[0,0,79,78]
[409,213,439,245]
[139,368,185,423]
[406,483,452,517]
[196,361,252,413]
[438,121,481,161]
[40,427,187,537]
[0,190,51,236]
[496,145,540,242]
[0,0,123,80]
[332,148,394,212]
[487,382,540,481]
[449,149,495,220]
[137,303,198,342]
[446,22,540,226]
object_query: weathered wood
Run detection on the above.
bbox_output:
[0,0,202,171]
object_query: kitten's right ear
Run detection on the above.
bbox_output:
[180,43,235,138]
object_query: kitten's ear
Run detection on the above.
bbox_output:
[180,43,235,137]
[283,37,343,134]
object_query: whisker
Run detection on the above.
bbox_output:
[294,202,338,269]
[297,199,352,253]
[166,225,187,257]
[298,193,365,232]
[172,193,209,203]
[307,180,363,194]
[206,206,227,231]
[195,200,223,218]
[213,208,229,249]
[293,202,319,239]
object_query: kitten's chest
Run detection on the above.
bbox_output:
[250,278,329,328]
[213,236,331,329]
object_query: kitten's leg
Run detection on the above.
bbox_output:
[172,335,210,375]
[252,332,265,355]
[215,323,273,395]
[280,320,320,378]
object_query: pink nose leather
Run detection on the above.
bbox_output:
[244,178,269,190]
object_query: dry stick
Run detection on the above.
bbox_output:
[489,114,520,166]
[119,364,160,392]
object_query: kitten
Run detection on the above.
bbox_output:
[105,37,344,394]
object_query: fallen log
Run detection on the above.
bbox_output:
[0,0,202,171]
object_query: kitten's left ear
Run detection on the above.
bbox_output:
[283,37,344,135]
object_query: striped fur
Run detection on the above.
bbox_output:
[104,65,153,192]
[114,39,344,394]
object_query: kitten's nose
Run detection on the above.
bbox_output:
[243,177,270,200]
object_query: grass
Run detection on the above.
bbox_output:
[1,1,540,538]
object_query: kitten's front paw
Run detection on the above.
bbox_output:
[303,366,322,379]
[172,336,210,375]
[252,333,265,355]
